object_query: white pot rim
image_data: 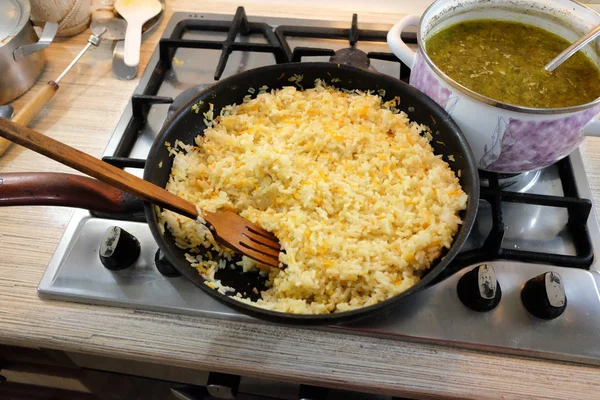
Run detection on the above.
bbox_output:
[417,0,600,115]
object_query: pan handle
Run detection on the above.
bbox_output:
[0,172,142,214]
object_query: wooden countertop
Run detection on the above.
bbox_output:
[2,1,600,399]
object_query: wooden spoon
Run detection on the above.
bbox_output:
[0,118,282,268]
[115,0,162,67]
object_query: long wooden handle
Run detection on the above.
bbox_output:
[12,82,59,126]
[0,81,59,157]
[0,117,198,219]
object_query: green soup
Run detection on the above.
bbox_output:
[426,19,600,108]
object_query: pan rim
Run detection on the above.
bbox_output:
[144,62,480,324]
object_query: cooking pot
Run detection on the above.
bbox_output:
[0,0,57,105]
[387,0,600,173]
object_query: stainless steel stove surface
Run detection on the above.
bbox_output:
[38,9,600,366]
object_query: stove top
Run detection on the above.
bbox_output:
[38,8,600,366]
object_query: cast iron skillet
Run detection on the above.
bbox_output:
[143,62,480,324]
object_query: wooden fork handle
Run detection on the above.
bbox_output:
[0,172,142,214]
[0,117,198,219]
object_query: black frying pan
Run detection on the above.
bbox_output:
[0,62,479,324]
[145,63,479,324]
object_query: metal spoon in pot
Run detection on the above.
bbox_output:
[545,24,600,72]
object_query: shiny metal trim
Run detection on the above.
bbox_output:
[0,105,14,119]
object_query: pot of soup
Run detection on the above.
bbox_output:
[387,0,600,173]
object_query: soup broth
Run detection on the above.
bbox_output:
[426,19,600,108]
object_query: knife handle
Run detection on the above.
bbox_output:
[0,81,59,157]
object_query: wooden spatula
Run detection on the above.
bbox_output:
[0,118,281,268]
[115,0,162,67]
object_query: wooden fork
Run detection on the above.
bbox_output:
[0,117,281,268]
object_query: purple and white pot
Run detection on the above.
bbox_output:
[387,0,600,174]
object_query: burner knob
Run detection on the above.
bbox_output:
[457,264,502,312]
[99,226,140,270]
[155,249,181,277]
[521,271,567,320]
[298,384,329,400]
[207,372,240,399]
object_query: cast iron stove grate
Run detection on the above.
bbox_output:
[109,7,413,158]
[434,157,593,282]
[100,7,594,279]
[275,13,415,82]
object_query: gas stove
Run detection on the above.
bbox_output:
[38,8,600,366]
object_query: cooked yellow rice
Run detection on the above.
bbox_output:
[160,81,467,314]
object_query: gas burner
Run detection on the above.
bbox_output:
[275,13,413,81]
[329,48,370,69]
[481,169,542,192]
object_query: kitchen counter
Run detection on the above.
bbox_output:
[2,1,600,399]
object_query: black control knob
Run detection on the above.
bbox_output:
[298,384,329,400]
[155,249,181,277]
[457,264,502,312]
[206,372,240,400]
[99,226,140,270]
[521,271,567,320]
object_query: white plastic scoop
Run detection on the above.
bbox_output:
[115,0,162,67]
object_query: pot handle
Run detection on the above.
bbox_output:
[582,119,600,137]
[13,22,58,62]
[387,15,420,69]
[0,172,142,214]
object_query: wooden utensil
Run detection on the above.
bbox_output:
[115,0,162,67]
[0,117,282,268]
[0,30,106,158]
